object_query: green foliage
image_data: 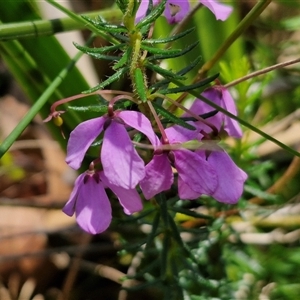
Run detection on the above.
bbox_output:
[83,67,129,93]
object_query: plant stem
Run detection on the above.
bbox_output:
[225,57,300,88]
[0,8,122,41]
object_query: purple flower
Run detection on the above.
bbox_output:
[66,110,159,189]
[139,151,174,199]
[140,124,218,199]
[140,122,247,204]
[63,170,143,234]
[188,86,243,138]
[136,0,160,23]
[203,150,247,203]
[200,0,233,21]
[164,0,190,24]
[179,149,248,203]
[136,0,232,24]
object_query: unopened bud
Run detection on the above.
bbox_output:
[53,116,63,127]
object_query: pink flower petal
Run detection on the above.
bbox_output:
[63,172,112,234]
[66,117,106,170]
[221,88,243,138]
[185,92,222,134]
[208,150,247,204]
[164,0,190,23]
[140,152,174,199]
[191,87,242,138]
[100,172,143,215]
[200,0,233,21]
[198,88,224,131]
[135,0,160,23]
[102,120,145,189]
[118,110,160,146]
[135,0,150,22]
[75,176,112,234]
[62,173,85,216]
[165,123,199,143]
[178,175,201,199]
[174,149,217,195]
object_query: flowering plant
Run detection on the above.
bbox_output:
[43,0,247,237]
[40,0,249,295]
[4,0,300,298]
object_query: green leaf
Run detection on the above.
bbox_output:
[181,110,218,122]
[113,46,132,70]
[133,132,143,143]
[109,32,129,42]
[142,27,194,45]
[244,185,280,201]
[160,234,170,276]
[141,43,187,56]
[84,66,129,93]
[68,99,133,115]
[79,52,120,61]
[81,15,128,33]
[73,42,125,54]
[116,0,128,14]
[134,68,148,102]
[115,99,134,109]
[149,57,201,92]
[152,102,196,130]
[147,41,198,61]
[176,56,202,76]
[167,213,185,248]
[145,62,186,80]
[171,207,212,220]
[159,73,219,94]
[97,18,128,33]
[145,212,161,250]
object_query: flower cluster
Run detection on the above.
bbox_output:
[136,0,233,23]
[140,85,247,203]
[62,108,158,233]
[62,84,247,234]
[51,0,245,236]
